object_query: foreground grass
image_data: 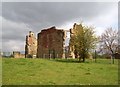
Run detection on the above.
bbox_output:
[0,58,2,86]
[2,58,118,85]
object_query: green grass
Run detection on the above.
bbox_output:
[2,58,118,85]
[0,58,2,86]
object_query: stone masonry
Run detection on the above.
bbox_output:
[69,23,83,58]
[37,26,66,58]
[13,51,25,58]
[25,31,37,58]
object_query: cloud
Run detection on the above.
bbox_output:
[2,2,116,29]
[2,17,30,52]
[2,2,117,52]
[84,5,118,36]
[2,40,25,52]
[2,17,30,41]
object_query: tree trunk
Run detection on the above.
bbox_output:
[79,56,81,62]
[83,57,85,62]
[79,58,80,62]
[111,54,114,64]
[82,51,85,62]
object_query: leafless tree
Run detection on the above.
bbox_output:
[100,27,118,63]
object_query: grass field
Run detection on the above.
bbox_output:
[2,58,118,85]
[0,58,2,86]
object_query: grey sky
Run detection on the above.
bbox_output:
[1,2,118,52]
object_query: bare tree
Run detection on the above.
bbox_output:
[100,27,118,63]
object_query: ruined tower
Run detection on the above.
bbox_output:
[25,31,37,58]
[69,23,83,58]
[37,26,66,58]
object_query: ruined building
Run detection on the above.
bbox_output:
[37,26,66,58]
[25,24,84,59]
[25,31,37,58]
[13,51,25,58]
[69,23,84,58]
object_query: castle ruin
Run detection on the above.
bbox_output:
[13,51,25,58]
[25,31,37,58]
[37,26,66,58]
[69,23,84,58]
[24,24,84,59]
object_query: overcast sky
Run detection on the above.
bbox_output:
[1,2,118,52]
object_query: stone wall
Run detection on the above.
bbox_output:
[25,31,37,58]
[13,51,25,58]
[69,23,83,58]
[37,26,66,58]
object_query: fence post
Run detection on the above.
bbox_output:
[95,50,97,63]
